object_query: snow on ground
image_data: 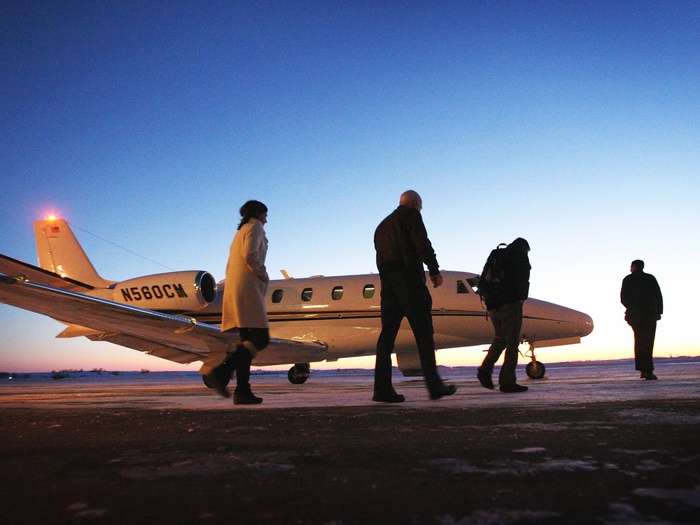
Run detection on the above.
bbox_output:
[1,357,697,410]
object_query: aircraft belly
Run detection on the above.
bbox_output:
[270,318,381,359]
[432,313,492,347]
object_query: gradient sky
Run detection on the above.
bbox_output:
[1,1,698,373]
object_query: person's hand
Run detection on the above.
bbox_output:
[430,273,443,288]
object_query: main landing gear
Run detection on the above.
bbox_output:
[203,363,311,387]
[202,371,230,389]
[288,363,310,384]
[523,342,546,380]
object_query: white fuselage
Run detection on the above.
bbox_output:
[193,271,594,366]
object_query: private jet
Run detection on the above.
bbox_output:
[0,217,593,386]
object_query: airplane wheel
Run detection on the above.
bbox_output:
[202,374,215,388]
[288,364,310,385]
[526,361,546,380]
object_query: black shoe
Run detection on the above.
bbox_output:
[645,372,658,380]
[640,372,646,379]
[430,384,457,400]
[372,391,405,403]
[477,370,494,390]
[234,389,263,405]
[500,383,528,393]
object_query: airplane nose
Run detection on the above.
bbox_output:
[577,311,594,337]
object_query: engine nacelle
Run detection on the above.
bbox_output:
[112,271,217,312]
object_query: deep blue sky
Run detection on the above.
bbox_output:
[1,1,698,372]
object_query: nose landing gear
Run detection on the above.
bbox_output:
[523,342,546,380]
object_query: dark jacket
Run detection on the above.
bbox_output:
[621,270,663,324]
[374,205,440,280]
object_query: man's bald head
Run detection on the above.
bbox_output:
[399,190,423,211]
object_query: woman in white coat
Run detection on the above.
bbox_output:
[208,200,270,404]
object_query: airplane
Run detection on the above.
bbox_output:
[0,217,593,387]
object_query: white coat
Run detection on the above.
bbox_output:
[221,218,269,331]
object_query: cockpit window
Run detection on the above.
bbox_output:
[301,288,313,302]
[467,277,480,293]
[456,280,469,294]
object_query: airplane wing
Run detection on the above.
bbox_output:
[0,272,328,367]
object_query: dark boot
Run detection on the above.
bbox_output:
[233,347,262,405]
[477,367,495,390]
[234,384,263,405]
[429,383,457,400]
[372,389,405,403]
[206,346,242,398]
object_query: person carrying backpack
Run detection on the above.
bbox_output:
[477,237,531,393]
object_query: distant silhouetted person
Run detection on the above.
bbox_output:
[372,190,456,402]
[477,238,531,393]
[206,200,270,404]
[621,260,663,380]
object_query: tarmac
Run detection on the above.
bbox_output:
[1,358,699,524]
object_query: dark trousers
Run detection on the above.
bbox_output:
[479,301,523,386]
[630,321,656,373]
[374,271,441,393]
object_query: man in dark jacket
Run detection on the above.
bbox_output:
[621,260,663,380]
[372,190,456,402]
[477,238,531,393]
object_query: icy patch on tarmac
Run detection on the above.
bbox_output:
[113,450,295,480]
[633,485,700,508]
[437,508,562,524]
[424,457,600,476]
[513,447,547,453]
[614,408,700,425]
[602,485,700,524]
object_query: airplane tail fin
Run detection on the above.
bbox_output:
[34,218,112,288]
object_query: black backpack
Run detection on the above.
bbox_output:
[478,243,512,301]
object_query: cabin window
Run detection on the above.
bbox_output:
[363,284,375,299]
[332,286,344,300]
[301,288,313,302]
[271,289,284,303]
[456,280,469,294]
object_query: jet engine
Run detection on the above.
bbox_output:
[112,270,217,313]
